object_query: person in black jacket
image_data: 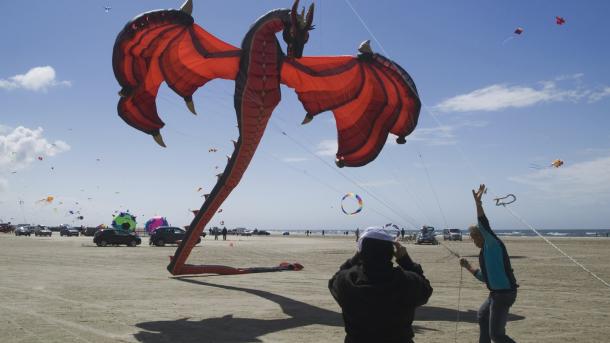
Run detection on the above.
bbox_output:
[329,227,433,343]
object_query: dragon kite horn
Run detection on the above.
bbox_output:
[305,3,314,29]
[180,0,193,15]
[291,0,300,28]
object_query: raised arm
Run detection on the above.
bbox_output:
[473,184,498,239]
[472,184,486,219]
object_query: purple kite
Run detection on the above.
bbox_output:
[145,216,169,234]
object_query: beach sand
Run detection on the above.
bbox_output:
[1,234,609,343]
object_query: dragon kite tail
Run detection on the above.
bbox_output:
[112,0,240,146]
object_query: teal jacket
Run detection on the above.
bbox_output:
[474,215,518,291]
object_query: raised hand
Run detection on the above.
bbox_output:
[472,184,486,204]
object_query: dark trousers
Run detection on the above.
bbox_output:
[478,290,517,343]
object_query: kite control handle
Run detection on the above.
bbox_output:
[493,194,516,207]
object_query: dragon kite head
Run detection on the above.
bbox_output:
[283,0,314,58]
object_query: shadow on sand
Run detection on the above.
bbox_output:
[133,278,447,343]
[416,306,525,323]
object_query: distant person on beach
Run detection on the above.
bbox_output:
[401,228,405,240]
[329,227,433,343]
[222,227,227,240]
[322,230,325,236]
[460,184,519,343]
[214,228,219,240]
[355,228,360,242]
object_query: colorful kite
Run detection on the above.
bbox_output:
[145,216,169,234]
[341,193,363,215]
[37,196,54,204]
[551,159,564,168]
[514,27,524,35]
[530,159,565,170]
[556,16,565,25]
[112,212,137,231]
[112,0,420,275]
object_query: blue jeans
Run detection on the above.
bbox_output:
[477,290,517,343]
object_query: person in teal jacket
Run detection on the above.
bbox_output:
[460,184,518,343]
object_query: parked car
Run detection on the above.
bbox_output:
[443,228,463,241]
[60,226,80,237]
[15,225,32,236]
[93,229,141,247]
[0,223,15,233]
[282,231,290,236]
[149,226,200,247]
[415,226,438,245]
[82,227,101,237]
[255,230,270,236]
[34,226,52,237]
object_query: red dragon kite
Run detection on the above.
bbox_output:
[113,0,421,275]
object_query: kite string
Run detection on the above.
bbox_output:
[268,119,422,227]
[346,0,448,230]
[504,206,610,289]
[424,104,610,290]
[343,1,463,336]
[455,266,463,343]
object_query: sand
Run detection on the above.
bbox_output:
[1,233,609,343]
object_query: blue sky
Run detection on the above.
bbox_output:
[1,0,609,231]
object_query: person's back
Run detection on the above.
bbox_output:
[329,228,433,343]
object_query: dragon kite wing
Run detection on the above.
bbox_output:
[112,2,240,145]
[280,43,421,167]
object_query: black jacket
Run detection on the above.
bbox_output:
[328,253,433,343]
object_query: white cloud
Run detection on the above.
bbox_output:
[0,178,7,192]
[0,66,71,92]
[435,77,588,113]
[316,139,338,156]
[408,120,487,146]
[589,87,610,103]
[282,157,309,163]
[509,156,610,199]
[0,126,70,171]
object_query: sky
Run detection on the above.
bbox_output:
[1,0,609,231]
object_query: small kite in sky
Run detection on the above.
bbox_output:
[104,6,111,13]
[514,27,524,35]
[37,196,55,204]
[529,159,564,170]
[556,16,566,25]
[551,159,564,168]
[208,148,218,153]
[37,156,43,161]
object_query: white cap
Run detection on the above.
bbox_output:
[357,226,394,252]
